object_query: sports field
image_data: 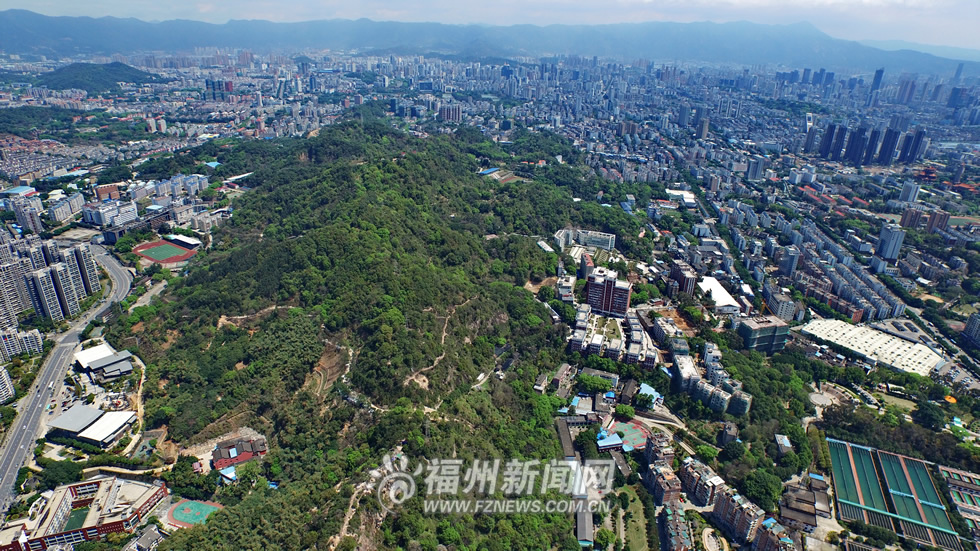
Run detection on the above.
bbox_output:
[167,499,222,528]
[608,420,651,450]
[133,240,196,263]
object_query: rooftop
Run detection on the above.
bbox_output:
[801,319,945,376]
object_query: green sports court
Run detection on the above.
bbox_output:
[167,499,222,528]
[132,240,197,263]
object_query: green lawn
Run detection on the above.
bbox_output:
[621,486,648,551]
[64,507,89,531]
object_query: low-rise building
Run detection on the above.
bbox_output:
[212,437,268,470]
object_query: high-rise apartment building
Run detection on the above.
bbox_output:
[70,245,102,296]
[27,268,64,322]
[49,262,80,319]
[0,366,13,402]
[899,181,920,203]
[927,210,950,234]
[778,246,800,277]
[900,208,924,228]
[876,224,906,261]
[587,267,632,318]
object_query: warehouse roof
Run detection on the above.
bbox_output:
[74,343,116,370]
[48,404,104,434]
[698,277,740,311]
[801,319,945,376]
[77,411,136,445]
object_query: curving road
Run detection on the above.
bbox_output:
[0,245,132,518]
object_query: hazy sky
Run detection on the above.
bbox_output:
[7,0,980,50]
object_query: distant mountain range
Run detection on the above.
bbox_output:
[859,40,980,63]
[35,61,167,94]
[0,9,976,75]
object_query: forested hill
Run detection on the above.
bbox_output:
[35,62,166,94]
[103,116,654,549]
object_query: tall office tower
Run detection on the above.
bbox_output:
[897,76,917,105]
[954,62,964,85]
[802,126,818,153]
[889,114,911,132]
[870,68,884,93]
[817,124,836,158]
[897,133,915,164]
[778,246,800,277]
[801,68,812,85]
[905,129,927,164]
[49,263,80,319]
[746,156,765,181]
[71,245,102,296]
[27,268,64,322]
[927,210,950,233]
[57,249,86,300]
[899,181,920,203]
[863,129,881,165]
[696,118,710,140]
[900,208,924,228]
[877,128,901,165]
[812,68,825,87]
[829,126,848,162]
[677,104,691,127]
[876,224,906,261]
[844,126,867,165]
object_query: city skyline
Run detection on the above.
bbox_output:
[4,0,980,51]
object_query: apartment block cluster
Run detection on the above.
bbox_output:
[657,329,754,416]
[729,206,908,323]
[671,457,794,549]
[568,308,660,370]
[0,234,101,326]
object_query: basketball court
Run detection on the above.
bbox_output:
[608,420,651,451]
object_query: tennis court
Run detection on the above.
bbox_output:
[168,499,222,528]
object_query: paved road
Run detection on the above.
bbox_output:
[0,246,132,517]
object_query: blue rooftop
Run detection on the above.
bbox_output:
[205,161,221,168]
[478,168,500,175]
[638,383,661,399]
[597,434,623,448]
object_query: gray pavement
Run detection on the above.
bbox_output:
[0,246,132,517]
